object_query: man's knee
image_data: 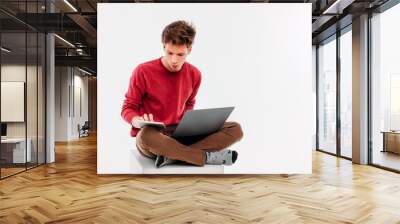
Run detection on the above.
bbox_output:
[228,122,244,141]
[136,126,161,148]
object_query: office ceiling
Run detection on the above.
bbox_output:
[0,0,393,75]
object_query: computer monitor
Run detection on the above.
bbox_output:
[1,123,7,137]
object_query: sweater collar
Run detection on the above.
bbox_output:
[159,57,186,74]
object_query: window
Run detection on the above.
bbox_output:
[318,36,337,155]
[370,3,400,171]
[339,28,352,158]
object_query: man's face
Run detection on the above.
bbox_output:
[163,43,191,72]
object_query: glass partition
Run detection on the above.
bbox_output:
[1,31,28,177]
[370,3,400,171]
[317,36,337,155]
[0,1,46,179]
[339,28,352,158]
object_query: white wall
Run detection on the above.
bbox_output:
[55,67,89,141]
[312,45,317,150]
[98,3,312,174]
[72,72,89,138]
[55,67,68,141]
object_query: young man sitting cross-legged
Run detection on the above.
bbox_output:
[121,20,243,168]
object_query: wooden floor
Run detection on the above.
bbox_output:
[1,167,26,178]
[1,163,45,178]
[373,150,400,171]
[1,134,400,223]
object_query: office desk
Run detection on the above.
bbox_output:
[381,131,400,154]
[1,138,32,163]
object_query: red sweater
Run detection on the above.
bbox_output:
[121,57,202,137]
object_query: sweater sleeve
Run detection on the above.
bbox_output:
[121,66,145,124]
[185,71,201,111]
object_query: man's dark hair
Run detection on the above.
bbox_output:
[162,20,196,47]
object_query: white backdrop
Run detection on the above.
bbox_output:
[98,3,312,174]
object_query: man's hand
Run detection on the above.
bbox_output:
[131,113,154,128]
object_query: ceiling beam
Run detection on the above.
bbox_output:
[55,55,96,69]
[67,13,97,46]
[322,0,356,14]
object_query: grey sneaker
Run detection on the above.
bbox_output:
[205,150,238,165]
[155,155,177,168]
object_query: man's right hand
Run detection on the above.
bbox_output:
[131,114,154,128]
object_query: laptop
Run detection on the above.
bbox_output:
[172,106,235,138]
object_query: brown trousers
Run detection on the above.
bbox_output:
[136,122,243,166]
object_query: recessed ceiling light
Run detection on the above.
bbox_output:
[323,0,354,15]
[78,67,93,76]
[1,47,11,53]
[54,34,75,48]
[63,0,78,12]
